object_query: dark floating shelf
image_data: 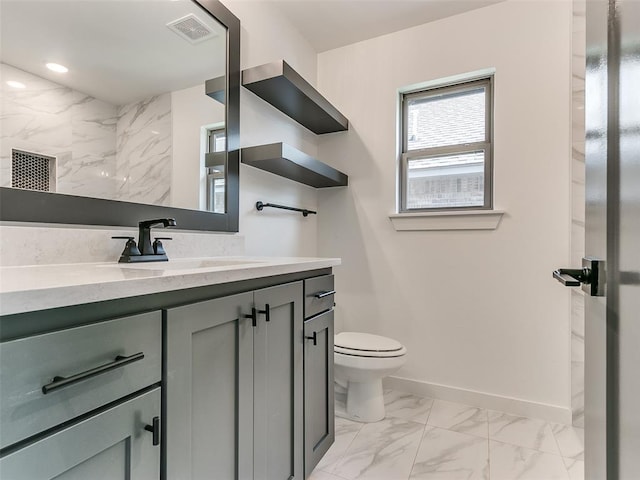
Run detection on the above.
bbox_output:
[241,143,348,188]
[242,60,349,135]
[205,76,226,104]
[205,151,226,169]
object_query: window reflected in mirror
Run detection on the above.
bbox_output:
[206,127,226,214]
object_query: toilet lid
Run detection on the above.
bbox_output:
[334,332,406,358]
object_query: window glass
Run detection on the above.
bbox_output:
[406,151,485,209]
[400,77,492,211]
[406,88,485,151]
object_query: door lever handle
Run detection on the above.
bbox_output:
[553,268,590,286]
[553,258,605,296]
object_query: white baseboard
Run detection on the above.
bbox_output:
[383,376,572,425]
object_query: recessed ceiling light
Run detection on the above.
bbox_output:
[6,80,26,89]
[46,63,68,73]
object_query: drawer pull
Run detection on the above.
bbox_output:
[42,352,145,395]
[305,332,318,346]
[314,290,335,299]
[258,304,271,322]
[145,416,161,446]
[244,308,258,327]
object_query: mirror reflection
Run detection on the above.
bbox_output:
[0,0,228,213]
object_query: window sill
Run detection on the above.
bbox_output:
[389,210,505,231]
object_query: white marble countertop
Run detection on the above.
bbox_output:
[0,256,341,316]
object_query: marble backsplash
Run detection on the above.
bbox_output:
[1,63,172,206]
[0,224,244,267]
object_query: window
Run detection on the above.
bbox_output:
[206,128,226,213]
[400,77,493,211]
[208,129,226,154]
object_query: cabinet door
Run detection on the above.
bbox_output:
[304,310,335,478]
[165,292,254,480]
[253,282,304,480]
[0,388,160,480]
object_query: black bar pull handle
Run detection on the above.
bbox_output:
[258,304,270,322]
[145,416,160,446]
[244,308,257,327]
[42,352,145,395]
[314,290,336,299]
[305,331,318,346]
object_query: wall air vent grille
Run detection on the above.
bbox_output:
[166,14,216,44]
[11,149,55,192]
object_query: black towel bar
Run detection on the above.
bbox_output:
[256,201,317,217]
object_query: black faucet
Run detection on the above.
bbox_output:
[112,218,177,263]
[138,218,176,256]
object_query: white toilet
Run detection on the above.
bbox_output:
[334,332,407,423]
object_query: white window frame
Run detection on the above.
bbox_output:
[205,126,226,213]
[399,76,494,213]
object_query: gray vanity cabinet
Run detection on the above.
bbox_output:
[0,311,162,480]
[303,310,335,478]
[165,291,255,480]
[0,388,161,479]
[253,282,304,480]
[303,274,335,478]
[0,267,335,480]
[165,281,304,480]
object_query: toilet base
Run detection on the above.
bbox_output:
[337,379,385,423]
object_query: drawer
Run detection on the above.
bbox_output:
[0,388,161,479]
[0,311,161,450]
[304,275,335,319]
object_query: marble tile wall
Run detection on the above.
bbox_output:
[571,0,586,428]
[0,63,118,199]
[115,94,172,206]
[1,63,173,207]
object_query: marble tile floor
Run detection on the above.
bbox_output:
[311,390,584,480]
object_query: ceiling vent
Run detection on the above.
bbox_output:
[167,14,217,44]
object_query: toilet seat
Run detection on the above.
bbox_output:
[334,332,408,422]
[335,332,407,358]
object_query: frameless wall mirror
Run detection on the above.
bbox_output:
[0,0,240,232]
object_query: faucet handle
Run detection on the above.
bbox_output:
[152,237,172,256]
[112,236,141,257]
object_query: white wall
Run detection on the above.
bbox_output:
[171,84,225,210]
[317,0,573,416]
[223,0,320,257]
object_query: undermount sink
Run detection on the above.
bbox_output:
[104,258,266,271]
